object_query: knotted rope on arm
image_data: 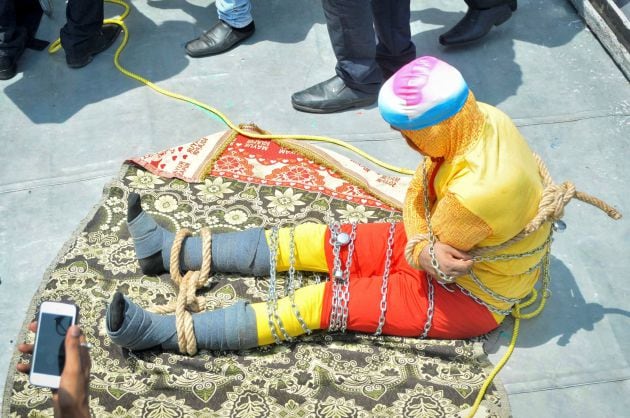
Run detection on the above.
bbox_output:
[149,228,212,356]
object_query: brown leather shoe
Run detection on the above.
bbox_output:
[185,20,255,58]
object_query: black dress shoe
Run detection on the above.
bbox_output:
[0,32,26,80]
[186,20,255,58]
[0,54,20,80]
[66,24,122,69]
[291,76,378,114]
[439,2,515,46]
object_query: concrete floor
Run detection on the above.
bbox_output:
[1,0,629,416]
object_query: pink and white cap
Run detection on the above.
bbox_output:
[378,56,469,130]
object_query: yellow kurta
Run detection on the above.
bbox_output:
[403,94,551,322]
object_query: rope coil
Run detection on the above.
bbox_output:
[149,228,212,356]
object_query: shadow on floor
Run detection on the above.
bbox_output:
[2,0,325,124]
[410,2,583,106]
[484,255,630,353]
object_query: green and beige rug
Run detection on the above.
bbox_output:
[4,127,510,417]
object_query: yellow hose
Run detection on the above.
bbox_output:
[48,0,414,176]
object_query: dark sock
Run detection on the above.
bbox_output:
[127,192,143,222]
[106,292,178,351]
[108,291,126,332]
[231,21,255,33]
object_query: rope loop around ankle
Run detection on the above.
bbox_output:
[152,227,213,355]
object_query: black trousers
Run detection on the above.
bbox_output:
[60,0,104,54]
[0,0,40,57]
[0,0,103,57]
[322,0,416,94]
[466,0,514,9]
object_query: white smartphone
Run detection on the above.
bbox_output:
[29,301,78,389]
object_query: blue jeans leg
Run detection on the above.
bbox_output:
[216,0,253,29]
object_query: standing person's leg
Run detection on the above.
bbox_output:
[371,0,416,80]
[439,0,517,46]
[216,0,253,28]
[61,0,121,68]
[0,0,26,79]
[290,0,380,114]
[185,0,255,58]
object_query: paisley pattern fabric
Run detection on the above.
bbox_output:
[4,130,510,417]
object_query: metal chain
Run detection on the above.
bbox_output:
[467,269,525,304]
[339,223,357,332]
[419,157,555,318]
[421,159,455,284]
[472,236,551,263]
[328,222,342,331]
[374,222,396,336]
[420,276,435,338]
[460,234,553,311]
[455,285,514,316]
[328,221,357,332]
[267,227,292,344]
[287,226,312,335]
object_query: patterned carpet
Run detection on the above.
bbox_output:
[4,127,510,417]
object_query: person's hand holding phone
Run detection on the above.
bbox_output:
[17,321,92,418]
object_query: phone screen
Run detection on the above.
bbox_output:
[32,313,73,376]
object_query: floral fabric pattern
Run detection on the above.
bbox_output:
[4,134,509,417]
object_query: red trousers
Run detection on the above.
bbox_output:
[320,223,498,339]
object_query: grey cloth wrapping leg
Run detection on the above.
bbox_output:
[128,209,270,276]
[107,296,258,351]
[211,228,270,276]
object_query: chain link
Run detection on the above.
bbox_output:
[267,227,292,344]
[455,284,514,316]
[328,221,357,333]
[374,222,396,336]
[472,236,551,263]
[287,226,312,335]
[418,157,555,320]
[420,275,435,338]
[328,222,341,331]
[421,159,456,284]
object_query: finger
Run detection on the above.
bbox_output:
[449,259,474,275]
[444,246,472,261]
[28,321,38,333]
[78,334,92,375]
[16,362,31,374]
[62,325,83,377]
[17,343,33,355]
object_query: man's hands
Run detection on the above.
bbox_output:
[17,322,92,418]
[419,241,473,279]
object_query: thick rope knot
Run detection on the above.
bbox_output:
[524,181,576,234]
[148,227,212,356]
[470,155,621,257]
